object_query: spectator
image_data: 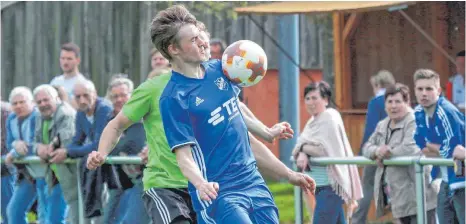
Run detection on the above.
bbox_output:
[50,42,87,108]
[413,69,465,224]
[447,50,465,109]
[209,38,226,59]
[292,81,362,224]
[102,77,150,223]
[4,87,47,224]
[1,100,14,224]
[147,49,170,80]
[150,48,170,70]
[363,83,438,223]
[66,79,113,222]
[353,69,395,224]
[105,73,129,101]
[52,85,69,103]
[33,84,78,224]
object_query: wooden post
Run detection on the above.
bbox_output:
[343,13,361,43]
[335,12,359,110]
[333,12,345,109]
[431,2,450,86]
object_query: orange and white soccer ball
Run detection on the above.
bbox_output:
[221,40,268,87]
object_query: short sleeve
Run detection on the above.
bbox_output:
[122,85,152,122]
[159,96,196,151]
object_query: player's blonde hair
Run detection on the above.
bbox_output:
[413,69,440,87]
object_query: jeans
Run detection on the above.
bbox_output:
[46,183,67,224]
[313,185,346,224]
[1,175,15,224]
[103,188,125,224]
[119,180,150,223]
[437,181,465,224]
[7,178,47,224]
[105,179,150,224]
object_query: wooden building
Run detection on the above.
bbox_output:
[237,1,465,222]
[237,0,465,156]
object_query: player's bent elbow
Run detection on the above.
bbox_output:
[114,112,134,130]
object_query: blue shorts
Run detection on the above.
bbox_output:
[197,184,279,224]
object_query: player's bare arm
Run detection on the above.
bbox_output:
[250,133,315,194]
[239,102,293,143]
[174,145,219,201]
[87,111,135,169]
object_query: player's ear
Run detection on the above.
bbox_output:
[168,44,179,57]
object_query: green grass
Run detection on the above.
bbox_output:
[268,181,311,223]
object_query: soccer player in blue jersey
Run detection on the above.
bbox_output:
[412,69,465,224]
[152,5,315,223]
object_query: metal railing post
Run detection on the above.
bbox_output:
[76,160,85,224]
[291,159,303,224]
[414,162,426,224]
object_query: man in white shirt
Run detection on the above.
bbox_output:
[449,50,465,109]
[50,43,87,108]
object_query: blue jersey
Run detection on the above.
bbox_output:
[159,60,265,212]
[414,96,465,189]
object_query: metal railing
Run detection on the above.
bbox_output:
[292,156,456,224]
[1,156,142,224]
[2,156,457,224]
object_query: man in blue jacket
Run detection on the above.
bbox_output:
[353,70,395,224]
[51,79,113,223]
[413,69,465,224]
[4,87,47,224]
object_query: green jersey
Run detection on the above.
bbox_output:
[122,73,188,191]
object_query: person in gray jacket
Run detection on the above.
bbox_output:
[33,84,79,224]
[363,83,438,224]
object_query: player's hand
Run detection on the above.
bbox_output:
[287,171,316,195]
[269,122,294,140]
[138,146,149,164]
[195,181,219,202]
[87,151,106,170]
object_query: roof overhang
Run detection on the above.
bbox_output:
[235,1,416,15]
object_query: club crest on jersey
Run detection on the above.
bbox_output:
[215,77,228,91]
